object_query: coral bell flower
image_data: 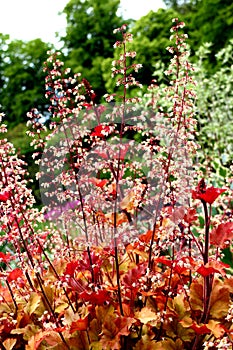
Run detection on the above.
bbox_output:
[192,178,226,204]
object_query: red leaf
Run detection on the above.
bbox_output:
[80,289,110,305]
[83,102,93,109]
[91,124,112,138]
[89,178,109,188]
[64,261,79,277]
[210,222,233,248]
[94,150,109,159]
[197,261,229,277]
[122,263,147,288]
[156,256,173,267]
[191,323,211,335]
[197,265,219,277]
[7,268,23,282]
[183,208,198,224]
[0,252,12,263]
[156,256,196,274]
[173,257,196,275]
[116,144,129,160]
[163,206,186,223]
[0,191,10,202]
[192,179,226,204]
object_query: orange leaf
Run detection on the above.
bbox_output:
[139,230,153,244]
[120,184,146,214]
[31,330,61,349]
[101,315,136,349]
[190,280,203,311]
[105,212,128,226]
[70,316,89,333]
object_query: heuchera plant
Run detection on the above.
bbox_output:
[0,19,233,350]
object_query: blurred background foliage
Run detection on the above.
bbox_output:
[0,0,232,200]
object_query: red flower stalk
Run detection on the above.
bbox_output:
[192,178,226,204]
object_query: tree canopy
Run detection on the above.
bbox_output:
[0,0,232,127]
[61,0,125,99]
[0,37,52,126]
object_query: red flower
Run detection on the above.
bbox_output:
[0,191,10,202]
[192,179,226,204]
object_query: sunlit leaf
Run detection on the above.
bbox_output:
[25,292,42,316]
[152,338,183,350]
[207,320,227,338]
[190,280,203,311]
[135,307,159,326]
[209,279,230,319]
[3,338,17,350]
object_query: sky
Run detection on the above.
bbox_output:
[0,0,165,47]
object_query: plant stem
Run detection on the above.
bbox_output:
[202,200,211,265]
[200,200,213,325]
[5,279,18,313]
